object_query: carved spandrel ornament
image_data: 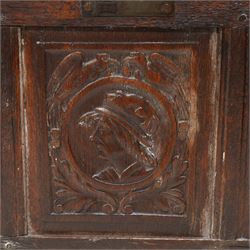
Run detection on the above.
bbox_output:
[47,51,191,215]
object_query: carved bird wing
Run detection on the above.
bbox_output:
[149,53,180,82]
[47,51,84,107]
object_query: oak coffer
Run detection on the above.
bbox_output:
[1,1,249,249]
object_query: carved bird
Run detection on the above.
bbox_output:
[122,52,180,85]
[47,52,120,108]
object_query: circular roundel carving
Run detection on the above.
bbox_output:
[62,76,176,191]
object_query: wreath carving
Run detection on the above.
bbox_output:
[47,51,189,215]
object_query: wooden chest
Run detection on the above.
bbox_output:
[1,1,249,249]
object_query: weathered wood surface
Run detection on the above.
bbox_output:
[214,27,249,240]
[1,1,249,28]
[1,236,249,249]
[20,29,220,236]
[1,1,249,249]
[1,27,26,236]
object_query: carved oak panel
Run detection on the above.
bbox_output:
[24,30,216,235]
[46,50,192,215]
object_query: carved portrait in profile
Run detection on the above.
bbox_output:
[78,90,161,184]
[48,51,186,214]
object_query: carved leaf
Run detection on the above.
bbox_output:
[158,188,185,214]
[118,152,188,215]
[56,161,85,193]
[47,51,84,106]
[53,160,117,214]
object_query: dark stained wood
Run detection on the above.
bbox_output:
[21,29,219,237]
[1,1,81,24]
[1,1,249,28]
[20,30,51,233]
[1,236,249,249]
[81,1,175,17]
[214,28,249,239]
[1,1,249,249]
[240,28,249,239]
[48,52,184,215]
[1,27,26,236]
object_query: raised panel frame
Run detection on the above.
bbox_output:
[21,29,219,236]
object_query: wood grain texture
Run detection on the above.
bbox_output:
[1,236,249,249]
[1,2,249,248]
[240,28,249,239]
[1,27,26,236]
[1,1,249,28]
[214,27,249,240]
[20,29,219,237]
[21,30,51,234]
